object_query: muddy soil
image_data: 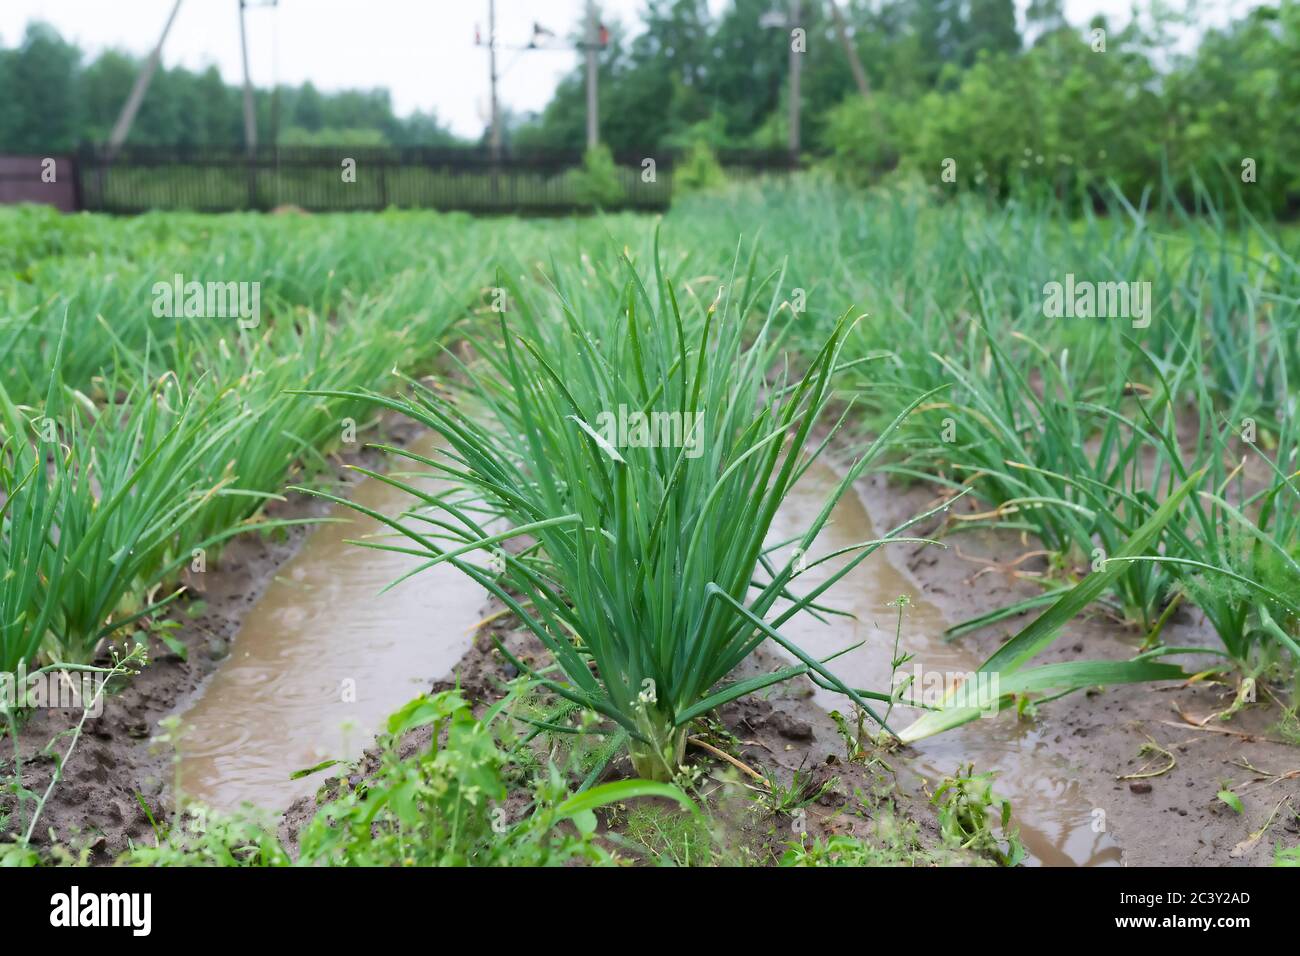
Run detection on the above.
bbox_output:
[277,619,971,866]
[6,428,1296,865]
[2,417,424,860]
[857,463,1300,866]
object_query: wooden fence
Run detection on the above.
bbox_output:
[0,145,798,214]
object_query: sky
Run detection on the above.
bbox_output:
[0,1,1259,138]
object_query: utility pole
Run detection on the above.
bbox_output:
[828,0,869,98]
[106,0,183,159]
[238,0,257,152]
[238,0,259,208]
[585,0,599,151]
[488,0,501,161]
[788,0,802,160]
[475,15,582,155]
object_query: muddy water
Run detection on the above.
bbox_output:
[176,432,486,813]
[768,462,1122,866]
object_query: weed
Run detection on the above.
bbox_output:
[622,803,714,866]
[931,763,1026,866]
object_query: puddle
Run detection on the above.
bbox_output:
[766,460,1122,866]
[176,432,487,813]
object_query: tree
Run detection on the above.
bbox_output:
[965,0,1020,62]
[1025,0,1068,44]
[4,23,82,152]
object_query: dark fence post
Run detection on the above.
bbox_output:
[96,145,108,211]
[245,147,258,211]
[71,145,87,212]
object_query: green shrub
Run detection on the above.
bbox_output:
[674,142,727,194]
[568,145,626,208]
[821,12,1300,211]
